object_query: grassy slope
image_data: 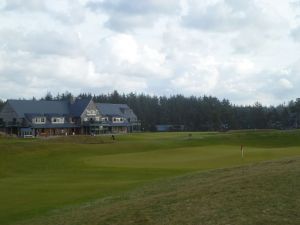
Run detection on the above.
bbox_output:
[18,157,300,225]
[0,130,300,224]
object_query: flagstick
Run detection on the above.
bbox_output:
[241,145,244,158]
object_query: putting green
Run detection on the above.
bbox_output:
[85,145,300,169]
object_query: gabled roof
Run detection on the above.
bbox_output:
[70,98,92,117]
[7,100,70,117]
[96,103,137,119]
[24,113,45,120]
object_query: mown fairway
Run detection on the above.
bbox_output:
[0,130,300,225]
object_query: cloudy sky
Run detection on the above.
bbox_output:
[1,0,300,105]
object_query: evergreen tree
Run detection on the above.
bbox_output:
[4,90,300,132]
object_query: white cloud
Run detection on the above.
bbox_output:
[291,26,300,41]
[1,0,86,25]
[171,66,219,94]
[279,78,293,89]
[1,0,46,12]
[0,29,81,56]
[182,0,272,32]
[110,34,139,64]
[0,0,300,105]
[86,0,180,31]
[91,33,171,80]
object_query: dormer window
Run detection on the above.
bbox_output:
[32,117,46,124]
[51,117,64,124]
[112,117,125,123]
[101,117,108,122]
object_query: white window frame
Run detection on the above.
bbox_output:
[101,117,108,122]
[112,117,125,123]
[51,117,65,124]
[32,117,46,124]
[86,110,97,116]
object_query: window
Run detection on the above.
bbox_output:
[101,117,108,122]
[51,117,64,124]
[112,117,125,123]
[23,131,32,136]
[86,110,96,116]
[32,117,46,124]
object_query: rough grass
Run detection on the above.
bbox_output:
[0,130,300,225]
[16,157,300,225]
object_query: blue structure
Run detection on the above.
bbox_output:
[155,124,185,132]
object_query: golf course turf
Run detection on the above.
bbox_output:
[0,130,299,225]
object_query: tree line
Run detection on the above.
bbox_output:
[1,91,300,131]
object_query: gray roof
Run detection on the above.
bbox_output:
[96,103,137,119]
[7,100,70,117]
[70,98,92,117]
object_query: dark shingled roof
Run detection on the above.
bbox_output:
[70,98,92,117]
[7,100,70,117]
[96,103,137,120]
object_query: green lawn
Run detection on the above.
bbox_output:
[0,130,300,224]
[19,157,300,225]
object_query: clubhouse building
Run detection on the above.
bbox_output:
[0,98,141,137]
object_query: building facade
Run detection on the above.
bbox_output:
[0,98,141,137]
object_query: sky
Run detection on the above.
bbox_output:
[0,0,300,105]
